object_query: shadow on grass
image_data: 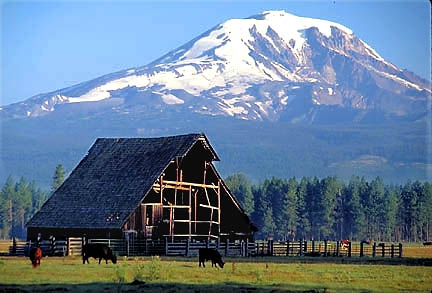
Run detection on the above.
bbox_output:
[0,282,328,292]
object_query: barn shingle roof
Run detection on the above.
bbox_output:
[27,133,218,229]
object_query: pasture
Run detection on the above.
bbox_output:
[0,256,431,292]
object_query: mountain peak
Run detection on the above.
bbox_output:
[1,10,430,123]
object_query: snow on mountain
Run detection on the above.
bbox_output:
[1,10,430,123]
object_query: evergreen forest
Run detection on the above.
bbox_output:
[225,174,432,242]
[0,169,431,242]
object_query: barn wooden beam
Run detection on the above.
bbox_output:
[199,204,219,210]
[161,205,190,209]
[189,186,192,239]
[159,180,218,189]
[174,219,220,224]
[218,180,221,237]
[152,184,190,191]
[163,234,218,238]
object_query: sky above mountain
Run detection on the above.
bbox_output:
[2,1,431,106]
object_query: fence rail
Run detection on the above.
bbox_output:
[5,238,403,258]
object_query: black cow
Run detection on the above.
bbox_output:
[198,248,224,268]
[29,247,42,268]
[82,243,117,264]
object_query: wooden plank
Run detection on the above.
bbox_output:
[160,180,218,189]
[199,204,218,210]
[153,185,190,191]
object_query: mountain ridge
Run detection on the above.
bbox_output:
[1,10,430,123]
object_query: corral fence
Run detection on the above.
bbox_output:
[259,239,403,258]
[5,238,402,258]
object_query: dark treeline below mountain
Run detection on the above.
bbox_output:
[1,172,431,242]
[0,176,48,239]
[0,165,65,239]
[225,174,432,242]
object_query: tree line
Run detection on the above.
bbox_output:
[225,174,432,242]
[0,165,65,239]
[1,166,430,242]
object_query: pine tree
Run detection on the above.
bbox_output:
[225,173,254,216]
[282,178,298,241]
[383,186,399,241]
[0,176,15,239]
[296,177,311,240]
[318,176,340,240]
[51,164,66,193]
[343,176,366,240]
[14,177,32,239]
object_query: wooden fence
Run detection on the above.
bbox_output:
[5,238,403,258]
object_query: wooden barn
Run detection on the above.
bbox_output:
[27,133,254,242]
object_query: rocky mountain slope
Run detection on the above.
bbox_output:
[2,10,430,123]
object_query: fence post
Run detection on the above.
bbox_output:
[164,237,168,256]
[225,239,229,257]
[286,240,290,256]
[391,244,394,258]
[372,242,376,257]
[311,240,315,253]
[186,238,190,257]
[336,240,340,257]
[398,243,402,258]
[324,240,328,256]
[12,237,17,256]
[299,240,303,256]
[381,243,385,257]
[360,241,364,257]
[245,238,249,257]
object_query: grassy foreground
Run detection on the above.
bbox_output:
[0,256,431,292]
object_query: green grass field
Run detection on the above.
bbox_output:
[0,256,431,292]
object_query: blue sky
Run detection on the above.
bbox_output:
[1,0,430,106]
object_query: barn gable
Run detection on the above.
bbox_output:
[27,133,253,240]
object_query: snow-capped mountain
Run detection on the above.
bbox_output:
[2,10,430,123]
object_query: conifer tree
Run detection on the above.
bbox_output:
[51,164,66,193]
[225,173,254,216]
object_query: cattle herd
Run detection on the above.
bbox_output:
[28,243,225,269]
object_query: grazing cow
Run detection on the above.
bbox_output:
[82,243,117,264]
[198,248,224,268]
[30,247,42,268]
[340,239,350,250]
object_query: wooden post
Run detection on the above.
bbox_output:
[194,190,197,233]
[186,238,190,257]
[240,240,244,257]
[286,240,290,256]
[372,242,376,258]
[336,240,340,257]
[360,241,364,257]
[189,186,192,239]
[304,240,308,254]
[399,243,403,258]
[217,181,221,238]
[324,240,328,256]
[66,238,70,256]
[348,241,352,257]
[299,240,303,256]
[160,176,163,205]
[381,243,385,257]
[245,238,249,257]
[311,240,315,253]
[145,238,148,255]
[225,239,229,257]
[391,244,395,258]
